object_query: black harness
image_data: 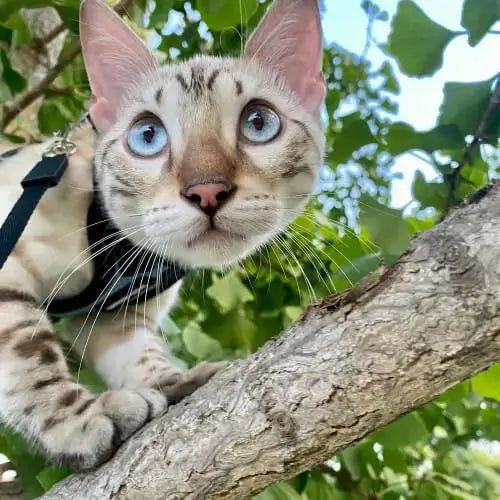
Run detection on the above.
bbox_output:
[0,136,184,318]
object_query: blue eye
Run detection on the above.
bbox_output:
[127,117,168,157]
[240,104,281,143]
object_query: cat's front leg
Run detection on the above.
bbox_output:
[0,270,164,470]
[67,293,226,405]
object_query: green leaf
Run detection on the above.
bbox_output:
[461,0,500,46]
[437,381,471,403]
[439,78,500,141]
[36,466,70,491]
[412,170,450,211]
[206,271,254,314]
[182,321,224,360]
[38,94,86,134]
[302,470,339,500]
[283,306,302,326]
[471,363,500,400]
[56,6,80,34]
[197,0,258,31]
[359,195,410,265]
[341,444,363,481]
[0,49,26,102]
[253,481,303,500]
[374,413,429,449]
[330,119,377,164]
[0,131,26,143]
[385,122,462,155]
[1,13,32,46]
[0,0,50,20]
[387,0,456,76]
[149,0,174,28]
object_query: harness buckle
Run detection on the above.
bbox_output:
[43,137,77,158]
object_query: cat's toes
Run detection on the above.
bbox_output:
[157,361,229,403]
[44,389,159,471]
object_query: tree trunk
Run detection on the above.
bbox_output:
[43,183,500,499]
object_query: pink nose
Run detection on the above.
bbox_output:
[182,182,234,215]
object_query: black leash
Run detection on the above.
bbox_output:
[0,139,73,270]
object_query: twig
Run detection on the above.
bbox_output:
[1,0,135,129]
[446,74,500,209]
[35,23,67,47]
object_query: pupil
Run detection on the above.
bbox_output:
[143,126,155,143]
[249,111,265,131]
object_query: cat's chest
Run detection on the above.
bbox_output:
[0,140,96,299]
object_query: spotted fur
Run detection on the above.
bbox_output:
[0,0,324,470]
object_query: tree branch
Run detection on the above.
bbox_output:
[1,0,135,129]
[43,183,500,499]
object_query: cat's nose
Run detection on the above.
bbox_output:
[181,181,235,215]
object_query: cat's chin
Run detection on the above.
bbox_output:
[163,228,269,269]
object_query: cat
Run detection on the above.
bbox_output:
[0,0,325,470]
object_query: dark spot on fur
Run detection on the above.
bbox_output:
[14,330,57,359]
[176,73,189,91]
[110,185,134,198]
[34,375,64,390]
[59,388,82,407]
[190,66,204,97]
[0,148,21,160]
[282,165,311,178]
[101,138,118,166]
[75,399,95,415]
[40,346,59,363]
[207,69,221,90]
[42,416,63,431]
[0,319,38,348]
[110,169,137,190]
[138,355,149,365]
[23,405,35,416]
[0,288,38,307]
[235,80,243,96]
[155,86,163,104]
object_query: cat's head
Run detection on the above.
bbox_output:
[80,0,325,268]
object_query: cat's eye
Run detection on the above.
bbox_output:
[127,117,168,157]
[240,103,281,144]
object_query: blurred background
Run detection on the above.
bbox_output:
[0,0,499,498]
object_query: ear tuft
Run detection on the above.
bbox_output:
[244,0,325,114]
[80,0,157,132]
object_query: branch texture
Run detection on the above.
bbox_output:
[43,184,500,499]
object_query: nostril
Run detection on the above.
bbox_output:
[187,192,202,205]
[215,187,234,204]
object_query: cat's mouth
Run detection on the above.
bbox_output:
[186,227,246,248]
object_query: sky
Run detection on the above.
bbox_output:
[322,0,500,208]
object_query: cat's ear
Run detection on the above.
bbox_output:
[80,0,157,131]
[244,0,325,114]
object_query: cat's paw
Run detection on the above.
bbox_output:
[44,389,166,471]
[153,361,228,403]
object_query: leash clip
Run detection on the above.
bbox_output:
[43,137,76,158]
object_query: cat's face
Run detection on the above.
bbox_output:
[81,0,325,268]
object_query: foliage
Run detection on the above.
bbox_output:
[0,0,499,498]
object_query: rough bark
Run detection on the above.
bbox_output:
[43,184,500,500]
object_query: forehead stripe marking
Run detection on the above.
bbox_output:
[235,80,243,96]
[155,87,163,104]
[175,73,189,91]
[207,69,221,91]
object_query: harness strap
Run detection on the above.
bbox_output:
[0,153,68,270]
